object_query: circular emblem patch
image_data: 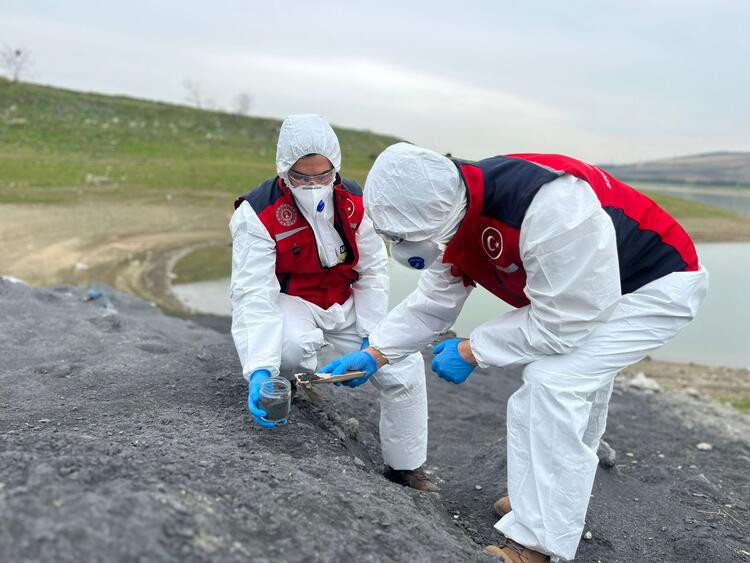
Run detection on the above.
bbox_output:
[482,227,504,260]
[276,203,298,227]
[343,197,355,219]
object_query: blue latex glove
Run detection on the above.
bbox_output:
[360,337,370,350]
[321,350,378,388]
[431,339,476,384]
[248,369,275,428]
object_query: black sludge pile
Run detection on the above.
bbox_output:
[1,278,748,562]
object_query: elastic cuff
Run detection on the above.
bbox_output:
[468,333,491,369]
[244,366,279,381]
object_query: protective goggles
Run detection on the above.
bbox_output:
[287,167,335,186]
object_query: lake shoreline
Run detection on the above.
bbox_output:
[1,198,748,413]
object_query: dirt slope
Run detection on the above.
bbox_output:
[1,280,748,562]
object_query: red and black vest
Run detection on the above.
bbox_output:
[443,154,699,308]
[234,175,365,310]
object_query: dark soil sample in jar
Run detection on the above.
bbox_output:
[260,395,290,421]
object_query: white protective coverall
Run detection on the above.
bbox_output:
[364,143,709,560]
[229,118,427,470]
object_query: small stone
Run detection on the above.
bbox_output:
[353,457,365,468]
[684,474,720,497]
[342,417,359,439]
[625,372,661,392]
[626,452,634,457]
[474,485,483,490]
[658,453,665,458]
[685,387,700,397]
[597,440,616,468]
[583,531,593,540]
[696,442,713,451]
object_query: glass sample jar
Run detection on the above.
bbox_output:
[259,377,291,424]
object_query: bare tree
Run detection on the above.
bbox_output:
[1,45,33,82]
[234,92,253,116]
[182,79,203,109]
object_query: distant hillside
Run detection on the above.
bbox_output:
[0,79,401,201]
[601,152,750,186]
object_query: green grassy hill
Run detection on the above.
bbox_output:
[0,79,742,227]
[0,79,400,203]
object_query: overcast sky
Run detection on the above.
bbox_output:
[2,0,749,163]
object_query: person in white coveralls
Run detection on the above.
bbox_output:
[229,117,435,491]
[322,142,708,561]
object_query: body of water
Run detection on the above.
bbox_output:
[172,242,750,369]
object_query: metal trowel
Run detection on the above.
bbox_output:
[293,370,367,388]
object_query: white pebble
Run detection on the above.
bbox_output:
[584,531,593,540]
[696,442,713,451]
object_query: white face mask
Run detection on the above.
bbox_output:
[288,181,346,268]
[289,183,334,216]
[391,240,441,270]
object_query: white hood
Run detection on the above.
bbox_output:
[363,143,467,243]
[276,114,345,268]
[276,114,342,178]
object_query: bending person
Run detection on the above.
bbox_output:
[321,143,708,561]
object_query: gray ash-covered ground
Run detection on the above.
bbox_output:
[1,279,748,562]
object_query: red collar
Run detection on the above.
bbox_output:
[443,163,484,265]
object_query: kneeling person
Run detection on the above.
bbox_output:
[229,115,433,491]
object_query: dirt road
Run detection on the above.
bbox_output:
[0,199,232,312]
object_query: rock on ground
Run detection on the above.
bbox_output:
[1,280,749,562]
